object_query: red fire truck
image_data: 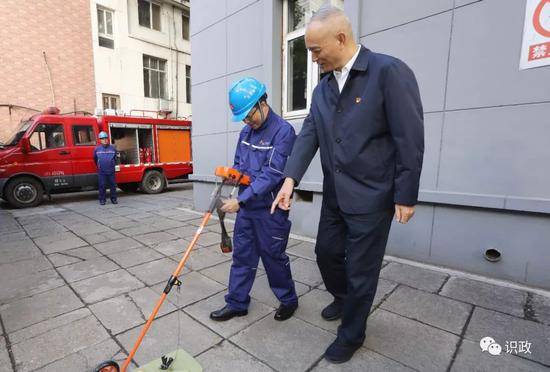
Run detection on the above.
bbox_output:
[0,108,193,208]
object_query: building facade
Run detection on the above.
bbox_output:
[0,0,191,144]
[90,0,191,118]
[191,0,550,289]
[0,0,97,142]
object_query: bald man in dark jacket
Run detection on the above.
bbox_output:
[272,5,424,364]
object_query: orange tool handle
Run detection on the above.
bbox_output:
[215,166,251,186]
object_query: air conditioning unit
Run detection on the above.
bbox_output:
[94,108,104,116]
[104,109,117,116]
[159,99,173,113]
[116,109,125,116]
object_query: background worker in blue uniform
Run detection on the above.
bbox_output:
[93,131,118,205]
[210,77,299,322]
[272,6,424,364]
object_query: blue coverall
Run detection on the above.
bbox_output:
[225,109,298,311]
[93,144,118,203]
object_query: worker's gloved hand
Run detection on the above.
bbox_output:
[221,198,240,213]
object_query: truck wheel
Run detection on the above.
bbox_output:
[119,183,139,193]
[141,170,165,194]
[5,177,44,208]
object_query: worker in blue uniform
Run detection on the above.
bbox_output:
[93,131,118,205]
[210,77,299,322]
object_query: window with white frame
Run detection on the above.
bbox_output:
[138,0,161,31]
[143,55,166,99]
[102,94,120,110]
[97,6,114,49]
[283,0,344,117]
[182,7,190,40]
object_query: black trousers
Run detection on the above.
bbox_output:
[315,202,393,345]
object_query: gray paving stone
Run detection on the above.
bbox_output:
[381,286,472,334]
[94,237,143,255]
[0,286,83,333]
[287,241,316,261]
[108,246,164,268]
[111,206,141,216]
[440,277,527,317]
[117,311,222,365]
[465,307,550,366]
[176,245,231,271]
[313,347,416,372]
[24,223,68,239]
[0,269,64,305]
[0,239,42,264]
[72,269,144,304]
[184,291,273,338]
[96,216,136,230]
[250,274,310,308]
[11,315,110,372]
[294,289,339,334]
[1,231,27,243]
[134,231,178,246]
[365,309,459,372]
[231,315,334,371]
[151,238,189,256]
[291,257,323,287]
[128,286,178,319]
[90,294,146,335]
[47,252,82,267]
[192,231,223,248]
[163,225,200,239]
[0,338,11,372]
[9,308,91,345]
[451,338,550,372]
[166,271,225,308]
[128,258,185,286]
[81,230,125,245]
[0,256,52,280]
[128,211,157,220]
[118,224,166,236]
[196,341,273,372]
[57,256,119,282]
[33,232,88,254]
[34,338,123,372]
[380,262,448,293]
[372,278,399,310]
[60,245,103,260]
[531,293,550,326]
[66,222,112,236]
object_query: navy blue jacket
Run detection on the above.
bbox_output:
[284,46,424,214]
[234,109,296,214]
[93,144,117,175]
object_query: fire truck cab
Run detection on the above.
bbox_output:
[0,109,192,208]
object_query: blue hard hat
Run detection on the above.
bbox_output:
[228,77,266,122]
[98,131,108,139]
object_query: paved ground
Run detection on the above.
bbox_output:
[0,184,549,372]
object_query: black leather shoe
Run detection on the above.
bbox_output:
[274,302,298,321]
[111,199,118,204]
[99,201,106,206]
[209,305,247,321]
[324,338,361,364]
[321,300,343,321]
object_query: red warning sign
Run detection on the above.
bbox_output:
[520,0,550,69]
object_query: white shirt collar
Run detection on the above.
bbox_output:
[333,45,361,92]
